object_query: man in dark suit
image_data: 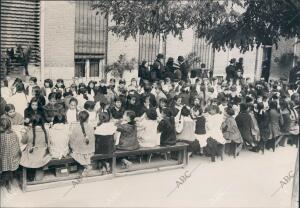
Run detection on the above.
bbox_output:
[178,56,188,82]
[225,58,236,83]
[152,53,164,80]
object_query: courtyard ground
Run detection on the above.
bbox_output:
[1,145,298,208]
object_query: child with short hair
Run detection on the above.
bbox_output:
[53,79,66,93]
[138,108,160,147]
[84,100,98,128]
[94,112,116,154]
[176,106,199,155]
[157,108,177,146]
[43,92,64,124]
[0,117,21,192]
[192,107,206,153]
[66,97,79,124]
[221,107,243,156]
[25,76,38,99]
[1,104,24,125]
[110,97,125,120]
[116,110,139,150]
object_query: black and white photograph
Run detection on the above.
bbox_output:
[0,0,299,207]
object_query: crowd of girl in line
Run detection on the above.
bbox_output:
[0,74,299,192]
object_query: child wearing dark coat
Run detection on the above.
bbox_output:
[157,108,177,146]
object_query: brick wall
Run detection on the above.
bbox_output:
[43,1,75,80]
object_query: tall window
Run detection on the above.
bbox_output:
[0,0,40,76]
[192,34,214,70]
[138,34,161,64]
[74,1,107,78]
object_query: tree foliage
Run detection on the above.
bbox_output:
[91,0,300,53]
[105,54,137,78]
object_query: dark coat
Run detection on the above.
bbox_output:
[157,118,176,146]
[24,108,46,124]
[110,106,125,119]
[43,103,64,123]
[268,109,283,138]
[138,65,149,81]
[256,111,271,140]
[225,65,236,81]
[117,123,139,150]
[179,62,188,81]
[235,111,255,144]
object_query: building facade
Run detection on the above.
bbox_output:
[1,1,299,82]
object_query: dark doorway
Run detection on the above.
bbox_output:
[261,46,272,82]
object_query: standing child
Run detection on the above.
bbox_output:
[192,107,206,154]
[221,107,243,156]
[0,118,21,192]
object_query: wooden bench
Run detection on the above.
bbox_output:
[21,143,189,192]
[21,153,113,192]
[114,142,188,177]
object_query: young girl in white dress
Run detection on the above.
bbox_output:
[66,97,79,124]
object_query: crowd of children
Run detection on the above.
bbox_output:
[0,66,300,192]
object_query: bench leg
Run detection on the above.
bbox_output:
[112,156,116,177]
[22,167,27,192]
[147,154,153,163]
[233,143,237,158]
[183,148,188,166]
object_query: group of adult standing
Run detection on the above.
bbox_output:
[138,54,189,84]
[225,57,244,83]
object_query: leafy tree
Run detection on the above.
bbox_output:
[105,54,137,78]
[91,0,300,53]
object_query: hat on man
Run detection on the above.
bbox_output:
[229,58,235,63]
[157,53,164,59]
[178,56,184,62]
